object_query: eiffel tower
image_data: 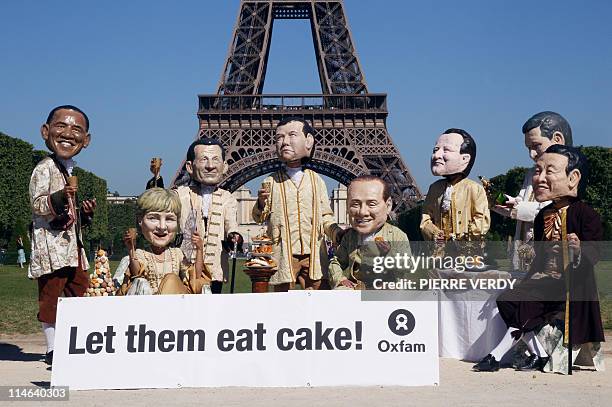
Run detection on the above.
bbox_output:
[173,0,422,212]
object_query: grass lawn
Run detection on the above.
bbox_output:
[0,259,254,335]
[0,265,39,335]
[2,260,611,335]
[222,258,255,294]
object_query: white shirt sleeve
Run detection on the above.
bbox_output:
[513,201,546,222]
[511,168,550,222]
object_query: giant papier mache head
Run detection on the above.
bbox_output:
[430,128,476,178]
[185,138,228,186]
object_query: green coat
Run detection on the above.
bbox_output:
[328,223,411,288]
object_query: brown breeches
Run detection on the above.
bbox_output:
[38,266,88,324]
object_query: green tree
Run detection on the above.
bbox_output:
[486,167,528,240]
[105,200,138,259]
[582,146,612,240]
[0,133,36,247]
[73,167,108,254]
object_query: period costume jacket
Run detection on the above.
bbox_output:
[497,199,604,345]
[420,177,490,240]
[532,200,604,344]
[328,223,411,289]
[29,156,90,279]
[175,185,239,282]
[252,169,342,285]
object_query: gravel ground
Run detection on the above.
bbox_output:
[1,333,610,407]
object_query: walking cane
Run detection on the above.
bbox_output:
[567,247,573,376]
[230,241,237,294]
[566,246,574,375]
[568,295,572,375]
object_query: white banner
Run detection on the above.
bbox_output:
[51,291,438,390]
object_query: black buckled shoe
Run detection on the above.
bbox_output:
[472,354,500,372]
[44,351,53,366]
[516,354,549,372]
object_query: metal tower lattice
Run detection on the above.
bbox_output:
[174,0,422,213]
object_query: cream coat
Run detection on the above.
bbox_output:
[175,185,239,281]
[252,169,341,284]
[420,177,490,240]
[29,157,89,278]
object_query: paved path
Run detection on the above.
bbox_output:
[1,333,610,407]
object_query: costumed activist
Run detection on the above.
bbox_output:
[174,138,242,294]
[473,145,604,372]
[328,176,411,289]
[146,157,164,189]
[116,188,211,296]
[492,112,572,271]
[420,129,490,248]
[29,105,97,366]
[253,117,344,291]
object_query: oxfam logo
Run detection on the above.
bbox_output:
[387,309,415,336]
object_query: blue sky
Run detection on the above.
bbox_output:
[1,0,610,196]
